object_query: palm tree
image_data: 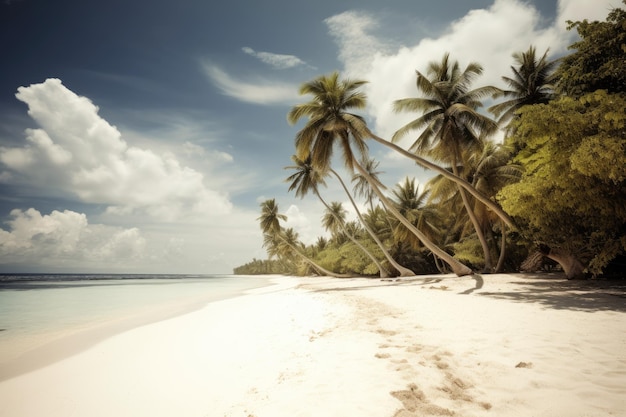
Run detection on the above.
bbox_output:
[390,178,440,248]
[330,166,415,277]
[284,155,390,277]
[352,158,385,211]
[393,53,501,272]
[288,72,473,276]
[289,72,516,229]
[322,201,348,236]
[428,143,521,272]
[489,46,558,126]
[468,143,521,271]
[257,199,349,278]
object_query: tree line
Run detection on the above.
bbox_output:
[235,3,626,279]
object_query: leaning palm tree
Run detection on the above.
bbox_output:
[257,199,349,278]
[289,72,516,228]
[468,143,521,271]
[288,72,473,276]
[285,155,391,277]
[393,53,501,272]
[330,166,415,276]
[489,46,558,127]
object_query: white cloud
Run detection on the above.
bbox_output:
[242,46,312,69]
[0,206,266,274]
[0,78,232,222]
[0,208,146,267]
[284,203,325,245]
[557,0,617,30]
[202,63,300,105]
[325,0,615,148]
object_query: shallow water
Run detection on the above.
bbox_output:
[0,274,269,364]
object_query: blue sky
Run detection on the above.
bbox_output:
[0,0,614,274]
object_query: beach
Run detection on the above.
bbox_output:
[0,273,625,416]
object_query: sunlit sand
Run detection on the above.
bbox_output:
[0,274,624,416]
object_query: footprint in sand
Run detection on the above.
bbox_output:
[405,344,423,354]
[375,352,392,359]
[376,328,398,336]
[391,384,454,416]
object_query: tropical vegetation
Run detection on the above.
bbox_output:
[235,3,626,279]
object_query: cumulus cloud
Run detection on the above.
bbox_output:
[325,0,616,144]
[283,204,319,245]
[557,0,617,30]
[202,63,300,105]
[242,46,312,69]
[0,208,146,268]
[324,10,392,76]
[320,0,616,187]
[0,78,232,221]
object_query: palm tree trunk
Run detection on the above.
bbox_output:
[353,158,473,277]
[451,162,493,272]
[433,253,446,273]
[329,168,415,277]
[314,188,391,278]
[367,132,516,229]
[540,246,586,279]
[495,219,507,273]
[278,233,352,278]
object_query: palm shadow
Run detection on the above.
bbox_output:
[476,273,626,312]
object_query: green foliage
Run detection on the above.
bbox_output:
[556,2,626,97]
[499,91,626,274]
[452,237,486,270]
[235,4,626,278]
[233,258,295,275]
[489,45,558,125]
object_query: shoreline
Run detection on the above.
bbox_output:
[0,273,625,416]
[0,275,274,381]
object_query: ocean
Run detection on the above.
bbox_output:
[0,273,271,376]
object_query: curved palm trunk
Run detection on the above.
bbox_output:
[540,246,586,279]
[367,132,516,229]
[330,169,415,277]
[278,233,352,278]
[353,158,473,277]
[314,188,391,278]
[451,162,493,272]
[495,219,507,273]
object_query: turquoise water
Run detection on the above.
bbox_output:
[0,274,270,364]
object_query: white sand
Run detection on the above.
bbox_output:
[0,273,625,416]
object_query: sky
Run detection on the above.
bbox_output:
[0,0,617,274]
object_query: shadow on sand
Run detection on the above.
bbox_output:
[306,272,626,313]
[476,273,626,313]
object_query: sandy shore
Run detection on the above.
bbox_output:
[0,273,624,416]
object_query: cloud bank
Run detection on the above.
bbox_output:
[0,208,145,270]
[0,78,232,222]
[325,0,617,140]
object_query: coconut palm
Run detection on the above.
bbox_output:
[288,72,516,228]
[390,178,441,248]
[322,201,348,236]
[393,53,501,272]
[468,143,521,271]
[330,166,415,276]
[285,155,391,277]
[257,199,349,278]
[428,143,521,271]
[489,46,558,126]
[352,158,386,211]
[288,72,473,276]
